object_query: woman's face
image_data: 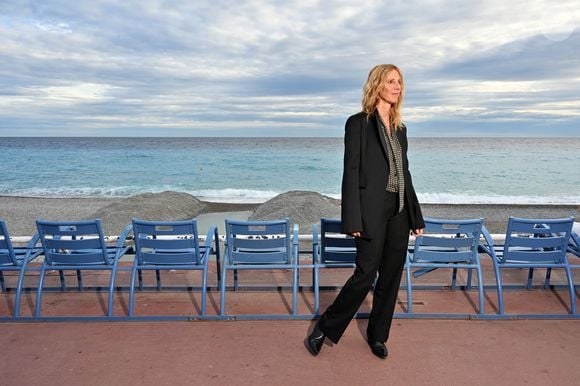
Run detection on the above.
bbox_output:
[378,70,402,106]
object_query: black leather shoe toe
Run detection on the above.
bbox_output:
[368,340,388,359]
[306,324,325,356]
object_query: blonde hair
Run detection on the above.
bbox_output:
[362,64,404,129]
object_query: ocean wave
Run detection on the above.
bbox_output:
[188,189,280,203]
[0,186,282,203]
[1,187,578,205]
[417,192,580,205]
[0,186,153,198]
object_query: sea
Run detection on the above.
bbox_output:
[0,137,578,205]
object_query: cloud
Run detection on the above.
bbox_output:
[0,0,579,136]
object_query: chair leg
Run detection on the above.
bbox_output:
[59,270,66,290]
[107,265,119,317]
[35,266,48,318]
[313,265,320,315]
[296,266,300,291]
[493,264,504,314]
[155,269,161,291]
[292,266,298,315]
[234,269,238,291]
[544,268,552,288]
[564,266,577,314]
[451,268,458,290]
[201,267,208,316]
[128,262,139,318]
[138,269,143,291]
[76,269,83,291]
[406,262,413,314]
[0,271,6,292]
[466,268,473,290]
[14,265,29,317]
[219,268,227,315]
[476,266,485,314]
[526,268,534,289]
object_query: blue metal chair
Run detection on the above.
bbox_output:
[0,220,43,317]
[479,217,575,315]
[129,218,218,317]
[219,218,298,317]
[406,218,485,314]
[34,219,132,318]
[311,218,357,315]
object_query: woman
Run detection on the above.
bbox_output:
[306,64,424,359]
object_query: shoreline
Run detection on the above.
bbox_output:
[2,194,578,206]
[1,194,578,236]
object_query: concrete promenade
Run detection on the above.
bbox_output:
[1,260,579,385]
[1,318,579,385]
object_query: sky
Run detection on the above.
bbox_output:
[0,0,579,137]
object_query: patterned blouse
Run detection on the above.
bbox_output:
[376,114,405,212]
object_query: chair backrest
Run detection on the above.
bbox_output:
[502,217,573,264]
[225,218,291,265]
[569,230,580,257]
[411,218,483,263]
[0,220,18,266]
[36,219,110,266]
[572,231,580,246]
[132,219,201,265]
[320,218,357,264]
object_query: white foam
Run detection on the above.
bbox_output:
[0,186,141,198]
[417,192,580,205]
[1,187,578,205]
[188,189,280,203]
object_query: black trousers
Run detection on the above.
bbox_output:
[319,193,410,344]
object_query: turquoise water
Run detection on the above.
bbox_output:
[0,137,578,204]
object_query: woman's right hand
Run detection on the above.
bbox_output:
[350,231,362,238]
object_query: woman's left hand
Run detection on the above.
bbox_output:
[410,228,424,236]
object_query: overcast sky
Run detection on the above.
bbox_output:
[1,0,578,137]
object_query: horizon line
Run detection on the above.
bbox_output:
[1,135,580,139]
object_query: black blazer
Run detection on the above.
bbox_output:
[341,111,425,238]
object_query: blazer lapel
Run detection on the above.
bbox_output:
[395,125,406,152]
[372,113,390,160]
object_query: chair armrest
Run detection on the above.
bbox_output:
[25,232,40,249]
[203,225,218,250]
[293,224,299,265]
[24,232,42,261]
[479,225,498,260]
[312,223,319,264]
[202,225,220,267]
[292,224,299,245]
[114,224,133,259]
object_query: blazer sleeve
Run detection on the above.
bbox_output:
[401,125,425,230]
[341,115,364,234]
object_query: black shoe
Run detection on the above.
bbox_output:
[368,340,388,359]
[306,323,325,356]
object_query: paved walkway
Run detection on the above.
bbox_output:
[1,260,579,385]
[1,319,579,385]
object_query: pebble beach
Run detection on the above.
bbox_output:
[1,192,577,237]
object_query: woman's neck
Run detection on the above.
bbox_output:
[376,102,391,127]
